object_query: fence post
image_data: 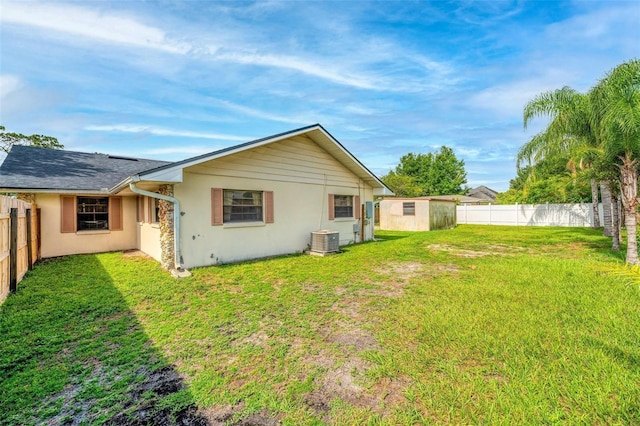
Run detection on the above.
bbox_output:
[515,202,519,226]
[26,208,33,270]
[547,202,550,226]
[9,208,17,293]
[37,208,41,261]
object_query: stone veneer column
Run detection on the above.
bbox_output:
[157,184,175,270]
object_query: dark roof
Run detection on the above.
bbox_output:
[467,185,498,201]
[0,124,393,195]
[0,145,170,191]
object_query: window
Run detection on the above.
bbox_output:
[77,197,109,230]
[61,196,123,233]
[328,194,360,220]
[403,202,415,216]
[149,197,159,223]
[223,190,263,223]
[211,189,274,226]
[333,195,353,218]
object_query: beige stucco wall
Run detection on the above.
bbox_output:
[379,199,431,231]
[379,199,456,231]
[36,193,138,258]
[175,134,375,268]
[137,222,162,262]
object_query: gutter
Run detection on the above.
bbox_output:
[128,179,185,273]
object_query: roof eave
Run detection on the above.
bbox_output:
[0,187,112,195]
[135,124,394,194]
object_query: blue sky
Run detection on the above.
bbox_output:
[1,1,638,192]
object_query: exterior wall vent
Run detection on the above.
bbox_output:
[310,230,339,255]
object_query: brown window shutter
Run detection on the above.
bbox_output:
[60,196,76,233]
[354,196,361,219]
[211,188,223,225]
[109,197,123,231]
[264,191,274,223]
[328,194,335,221]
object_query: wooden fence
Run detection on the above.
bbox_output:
[1,196,40,304]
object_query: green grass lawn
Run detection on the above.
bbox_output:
[1,225,639,425]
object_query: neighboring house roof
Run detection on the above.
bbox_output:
[380,194,486,204]
[420,194,489,204]
[0,124,394,196]
[0,145,170,192]
[467,185,498,201]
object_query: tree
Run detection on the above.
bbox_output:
[519,87,605,229]
[591,59,640,265]
[497,156,591,204]
[380,171,422,198]
[426,146,468,195]
[0,125,63,153]
[383,146,467,197]
[518,60,640,264]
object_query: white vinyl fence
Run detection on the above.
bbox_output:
[457,203,604,227]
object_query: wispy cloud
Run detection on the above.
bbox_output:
[208,98,311,125]
[546,3,640,48]
[0,74,22,100]
[141,146,215,156]
[85,124,250,141]
[453,0,525,26]
[1,1,189,53]
[214,51,380,90]
[1,1,459,94]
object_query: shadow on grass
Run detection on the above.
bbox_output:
[0,255,209,425]
[371,231,411,241]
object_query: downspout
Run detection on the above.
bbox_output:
[129,180,183,271]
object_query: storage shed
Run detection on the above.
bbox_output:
[379,198,456,231]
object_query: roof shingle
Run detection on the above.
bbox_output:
[0,145,170,191]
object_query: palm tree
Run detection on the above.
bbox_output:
[591,59,640,264]
[519,87,604,229]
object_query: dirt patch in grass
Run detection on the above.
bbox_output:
[303,351,409,418]
[427,243,526,258]
[234,329,270,349]
[109,366,209,425]
[122,249,152,258]
[304,354,377,415]
[41,363,209,426]
[200,404,280,426]
[301,277,410,419]
[369,261,459,297]
[375,261,425,280]
[376,261,459,278]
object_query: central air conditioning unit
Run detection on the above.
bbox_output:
[310,230,339,255]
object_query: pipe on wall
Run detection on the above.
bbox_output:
[129,181,183,271]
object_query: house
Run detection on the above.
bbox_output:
[466,185,498,203]
[378,197,456,231]
[0,124,393,272]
